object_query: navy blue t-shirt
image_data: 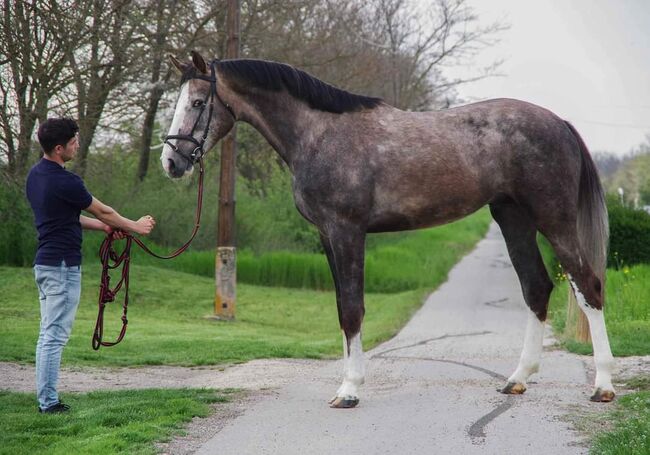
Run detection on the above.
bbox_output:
[25,158,93,266]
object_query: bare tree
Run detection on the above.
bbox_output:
[135,0,178,182]
[66,0,150,177]
[347,0,506,109]
[0,0,90,177]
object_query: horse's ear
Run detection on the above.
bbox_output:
[191,50,208,74]
[168,55,186,74]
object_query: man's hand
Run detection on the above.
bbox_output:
[134,215,156,235]
[102,224,127,239]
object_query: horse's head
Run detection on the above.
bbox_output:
[161,51,235,178]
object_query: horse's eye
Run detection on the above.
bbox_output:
[192,100,203,108]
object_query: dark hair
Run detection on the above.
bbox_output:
[37,117,79,154]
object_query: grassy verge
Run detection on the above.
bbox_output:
[0,388,233,455]
[0,264,427,366]
[546,264,650,356]
[591,391,650,454]
[573,376,650,455]
[538,236,650,356]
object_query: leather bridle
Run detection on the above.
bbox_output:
[163,60,234,164]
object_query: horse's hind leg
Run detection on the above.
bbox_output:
[490,202,554,394]
[544,229,616,402]
[321,226,366,409]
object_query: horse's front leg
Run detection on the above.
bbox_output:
[321,227,366,409]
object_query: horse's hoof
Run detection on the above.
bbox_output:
[329,396,359,408]
[499,382,526,394]
[590,388,615,402]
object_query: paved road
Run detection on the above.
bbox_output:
[197,223,592,455]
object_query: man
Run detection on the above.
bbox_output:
[26,117,156,414]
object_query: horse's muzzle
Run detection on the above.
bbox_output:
[167,158,186,178]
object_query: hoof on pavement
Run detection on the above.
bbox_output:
[499,382,526,395]
[329,396,359,408]
[590,388,615,402]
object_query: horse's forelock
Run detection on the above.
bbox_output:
[179,65,201,86]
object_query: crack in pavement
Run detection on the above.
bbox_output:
[370,331,493,359]
[374,355,507,382]
[370,331,515,444]
[483,297,508,308]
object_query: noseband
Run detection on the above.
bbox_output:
[164,60,234,164]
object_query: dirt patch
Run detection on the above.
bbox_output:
[580,355,650,389]
[0,358,329,394]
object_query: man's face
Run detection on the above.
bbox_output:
[58,133,79,162]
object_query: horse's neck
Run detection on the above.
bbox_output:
[228,90,332,168]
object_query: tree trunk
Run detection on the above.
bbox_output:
[75,94,107,178]
[16,112,37,175]
[137,84,164,182]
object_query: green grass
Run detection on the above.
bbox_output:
[0,264,428,366]
[590,389,650,455]
[0,388,233,455]
[547,264,650,356]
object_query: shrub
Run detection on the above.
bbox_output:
[607,199,650,268]
[539,197,650,274]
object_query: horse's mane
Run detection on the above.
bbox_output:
[212,59,383,114]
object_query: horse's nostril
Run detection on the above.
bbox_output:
[168,159,175,171]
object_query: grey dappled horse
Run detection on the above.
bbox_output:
[161,51,615,408]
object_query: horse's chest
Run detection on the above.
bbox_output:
[292,171,373,226]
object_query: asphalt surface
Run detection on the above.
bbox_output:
[196,223,593,455]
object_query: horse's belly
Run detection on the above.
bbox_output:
[367,197,484,233]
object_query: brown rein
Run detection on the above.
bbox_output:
[92,158,205,350]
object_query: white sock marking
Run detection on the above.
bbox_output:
[508,309,544,385]
[568,275,615,392]
[336,331,365,399]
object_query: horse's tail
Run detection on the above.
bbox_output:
[565,121,609,288]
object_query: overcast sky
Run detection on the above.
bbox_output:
[448,0,650,156]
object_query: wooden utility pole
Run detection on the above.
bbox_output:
[214,0,240,319]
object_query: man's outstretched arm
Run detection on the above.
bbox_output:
[84,197,155,235]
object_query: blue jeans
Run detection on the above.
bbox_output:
[34,261,81,410]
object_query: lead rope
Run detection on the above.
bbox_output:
[92,158,205,350]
